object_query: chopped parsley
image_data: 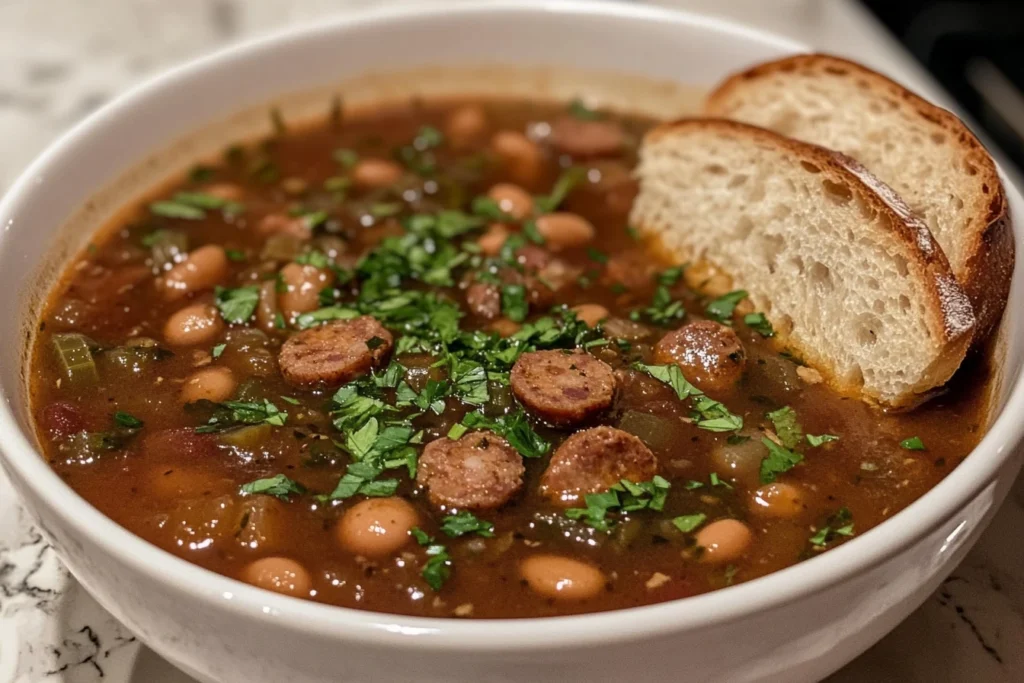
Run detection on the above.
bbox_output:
[211,343,226,359]
[196,399,288,433]
[320,460,399,501]
[806,433,840,447]
[766,406,803,449]
[150,192,244,220]
[633,285,685,325]
[461,409,549,459]
[657,266,685,287]
[240,474,305,501]
[149,200,205,221]
[440,511,495,538]
[672,513,707,534]
[759,437,803,483]
[633,363,703,400]
[565,476,671,532]
[900,436,926,450]
[447,423,469,440]
[500,284,529,323]
[112,411,143,430]
[215,285,260,324]
[633,363,742,433]
[534,166,587,213]
[743,312,774,337]
[691,397,744,432]
[809,508,855,547]
[705,290,748,322]
[410,528,451,590]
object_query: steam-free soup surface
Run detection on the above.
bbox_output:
[30,96,991,618]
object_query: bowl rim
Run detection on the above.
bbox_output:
[1,0,1022,651]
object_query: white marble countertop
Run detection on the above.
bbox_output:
[0,1,1022,681]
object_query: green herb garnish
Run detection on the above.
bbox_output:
[215,285,260,324]
[440,511,495,538]
[706,290,748,322]
[240,474,305,501]
[900,436,926,450]
[759,437,803,483]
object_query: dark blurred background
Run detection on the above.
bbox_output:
[863,0,1024,170]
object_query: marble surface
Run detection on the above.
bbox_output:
[0,1,1022,681]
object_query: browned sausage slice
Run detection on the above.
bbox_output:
[510,350,615,426]
[417,431,525,510]
[540,426,657,506]
[279,316,393,387]
[549,116,626,157]
[653,320,746,395]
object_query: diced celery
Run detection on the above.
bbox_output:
[52,333,98,385]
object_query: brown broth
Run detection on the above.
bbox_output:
[29,97,992,618]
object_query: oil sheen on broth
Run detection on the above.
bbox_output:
[30,95,992,618]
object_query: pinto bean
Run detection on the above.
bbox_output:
[520,555,605,601]
[160,245,228,301]
[445,104,488,148]
[336,497,419,557]
[535,213,595,251]
[351,158,403,189]
[201,183,244,201]
[695,519,753,564]
[279,263,335,319]
[478,223,510,256]
[180,366,236,404]
[750,482,810,519]
[571,304,610,327]
[255,279,280,333]
[487,183,534,220]
[164,303,224,346]
[491,130,543,186]
[243,557,312,597]
[549,116,626,157]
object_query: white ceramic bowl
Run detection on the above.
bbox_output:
[1,3,1022,682]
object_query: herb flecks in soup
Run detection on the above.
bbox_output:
[31,97,991,618]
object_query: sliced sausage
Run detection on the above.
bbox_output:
[540,426,657,506]
[417,431,525,510]
[549,116,625,158]
[653,320,746,395]
[603,249,657,291]
[465,281,501,319]
[278,316,393,387]
[510,350,615,426]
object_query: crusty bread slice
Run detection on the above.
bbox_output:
[705,53,1012,341]
[631,118,975,408]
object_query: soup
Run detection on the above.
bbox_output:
[29,96,991,618]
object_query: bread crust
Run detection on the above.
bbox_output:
[706,53,1013,343]
[639,118,976,408]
